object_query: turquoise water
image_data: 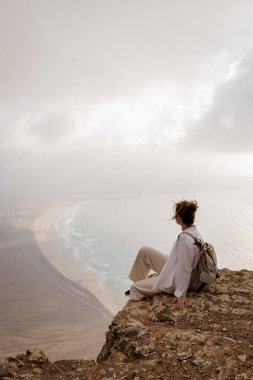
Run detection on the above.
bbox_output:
[55,189,253,309]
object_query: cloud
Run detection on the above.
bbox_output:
[26,112,76,143]
[181,48,253,153]
[73,95,189,147]
[0,105,78,153]
[1,1,253,201]
[1,0,253,104]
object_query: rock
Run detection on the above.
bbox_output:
[0,268,252,380]
[123,326,140,336]
[165,330,191,342]
[8,362,19,372]
[149,305,175,322]
[32,367,43,374]
[189,333,206,344]
[99,369,107,376]
[192,356,205,366]
[5,366,18,378]
[231,295,250,304]
[133,341,155,357]
[177,349,192,360]
[235,374,249,380]
[231,308,249,316]
[127,319,144,327]
[27,348,48,364]
[238,354,247,362]
[237,288,251,295]
[217,294,231,302]
[209,323,221,329]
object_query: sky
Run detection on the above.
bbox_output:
[1,0,253,201]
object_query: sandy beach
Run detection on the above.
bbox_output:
[0,207,113,361]
[32,204,118,315]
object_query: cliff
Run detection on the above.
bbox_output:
[0,269,252,380]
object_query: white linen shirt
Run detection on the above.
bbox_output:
[153,226,202,297]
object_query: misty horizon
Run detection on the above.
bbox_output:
[1,0,253,202]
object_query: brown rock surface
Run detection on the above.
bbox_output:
[0,269,252,379]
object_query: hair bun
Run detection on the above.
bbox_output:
[187,200,198,212]
[173,199,199,225]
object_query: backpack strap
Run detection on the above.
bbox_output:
[178,232,206,293]
[178,232,208,262]
[180,232,217,268]
[176,231,198,250]
[178,231,199,242]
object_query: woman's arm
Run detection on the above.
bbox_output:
[172,296,188,308]
[173,240,195,308]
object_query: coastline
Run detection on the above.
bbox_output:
[0,216,113,360]
[32,203,119,315]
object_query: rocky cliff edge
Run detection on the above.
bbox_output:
[0,269,252,380]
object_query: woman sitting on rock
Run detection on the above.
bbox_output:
[127,200,202,309]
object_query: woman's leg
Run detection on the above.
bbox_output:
[128,246,168,282]
[129,277,161,300]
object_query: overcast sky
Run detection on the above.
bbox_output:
[1,0,253,201]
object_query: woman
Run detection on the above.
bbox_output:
[127,200,202,309]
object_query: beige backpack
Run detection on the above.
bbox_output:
[179,232,219,293]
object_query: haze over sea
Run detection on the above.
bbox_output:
[52,188,253,311]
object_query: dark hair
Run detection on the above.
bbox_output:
[172,200,199,226]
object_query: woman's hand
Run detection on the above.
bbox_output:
[172,296,188,309]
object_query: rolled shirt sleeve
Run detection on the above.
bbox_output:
[174,240,195,297]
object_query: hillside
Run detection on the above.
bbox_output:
[0,223,112,360]
[0,269,252,380]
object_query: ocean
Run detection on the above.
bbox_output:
[54,188,253,310]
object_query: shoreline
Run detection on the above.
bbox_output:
[0,218,112,360]
[32,203,119,315]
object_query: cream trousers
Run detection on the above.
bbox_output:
[128,246,168,300]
